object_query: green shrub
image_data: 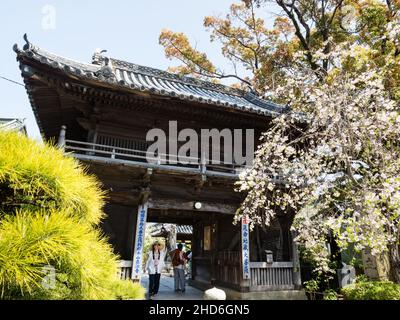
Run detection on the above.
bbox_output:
[304,279,319,300]
[323,289,338,300]
[0,130,144,299]
[112,280,146,300]
[341,280,400,300]
[0,130,104,224]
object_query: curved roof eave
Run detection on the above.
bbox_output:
[14,34,290,119]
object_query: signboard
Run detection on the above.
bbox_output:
[132,202,148,280]
[241,215,251,280]
[203,225,211,251]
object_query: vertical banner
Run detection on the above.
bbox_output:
[132,202,148,280]
[241,215,251,280]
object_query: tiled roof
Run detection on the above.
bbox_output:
[176,225,193,234]
[14,34,288,117]
[0,118,27,134]
[150,224,193,236]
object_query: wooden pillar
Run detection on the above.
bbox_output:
[278,215,291,261]
[86,123,98,155]
[87,127,97,144]
[126,207,137,264]
[57,125,66,149]
[210,214,218,285]
[191,222,199,280]
[86,106,100,144]
[291,230,302,289]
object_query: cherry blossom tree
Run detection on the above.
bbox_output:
[236,28,400,280]
[158,0,400,281]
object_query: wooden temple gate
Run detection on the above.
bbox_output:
[15,34,303,294]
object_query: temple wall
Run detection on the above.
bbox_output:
[101,203,137,260]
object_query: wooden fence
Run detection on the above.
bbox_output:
[119,260,132,280]
[120,256,295,291]
[216,251,295,291]
[249,262,294,291]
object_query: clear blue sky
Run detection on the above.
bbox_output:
[0,1,278,140]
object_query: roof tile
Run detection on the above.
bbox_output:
[14,35,289,117]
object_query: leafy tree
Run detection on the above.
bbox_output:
[0,130,145,299]
[159,0,400,96]
[237,41,400,280]
[160,1,296,92]
[158,0,400,281]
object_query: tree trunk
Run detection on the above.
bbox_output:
[168,224,177,251]
[389,243,400,283]
[255,225,263,261]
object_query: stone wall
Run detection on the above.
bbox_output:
[361,249,391,280]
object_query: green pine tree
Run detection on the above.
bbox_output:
[0,130,145,300]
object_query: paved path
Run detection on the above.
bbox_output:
[140,274,204,300]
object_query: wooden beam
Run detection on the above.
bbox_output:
[148,198,237,214]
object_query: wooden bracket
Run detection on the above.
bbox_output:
[192,172,207,195]
[139,168,153,204]
[139,186,151,205]
[143,168,153,184]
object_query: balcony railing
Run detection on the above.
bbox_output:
[64,138,250,178]
[57,126,286,181]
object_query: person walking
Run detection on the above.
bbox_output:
[171,243,186,292]
[145,241,166,298]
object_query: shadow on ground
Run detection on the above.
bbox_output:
[140,274,204,300]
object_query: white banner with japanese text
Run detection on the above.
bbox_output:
[241,215,251,280]
[132,202,148,280]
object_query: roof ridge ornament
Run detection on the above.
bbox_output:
[12,43,20,53]
[23,33,33,51]
[92,48,107,65]
[95,54,115,80]
[13,33,33,53]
